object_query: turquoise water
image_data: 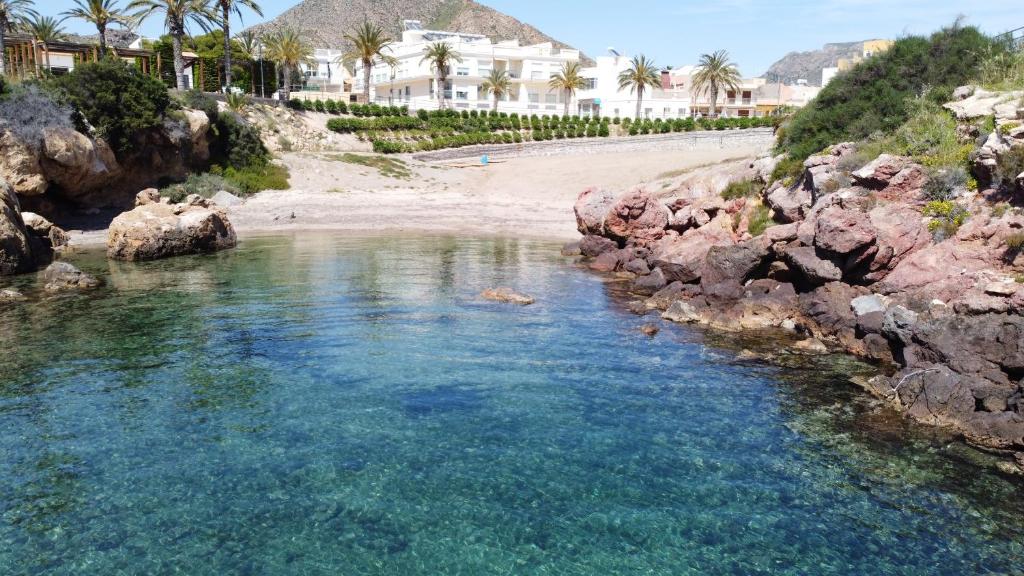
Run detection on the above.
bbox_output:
[0,235,1022,575]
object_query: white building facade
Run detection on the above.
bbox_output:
[299,48,354,94]
[356,21,580,114]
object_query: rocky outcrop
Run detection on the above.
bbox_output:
[571,140,1024,468]
[0,178,33,275]
[481,288,535,305]
[107,194,237,261]
[0,108,214,212]
[574,187,616,236]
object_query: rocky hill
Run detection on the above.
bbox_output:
[762,41,863,85]
[250,0,589,62]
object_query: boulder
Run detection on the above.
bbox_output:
[579,234,618,258]
[107,202,237,261]
[560,241,581,257]
[604,190,669,242]
[700,237,772,290]
[0,178,33,275]
[852,154,906,188]
[38,126,122,199]
[481,288,535,305]
[633,268,668,294]
[880,241,994,302]
[651,214,735,283]
[782,245,843,286]
[183,109,212,162]
[766,182,812,223]
[854,204,931,283]
[574,187,616,235]
[662,300,703,323]
[0,131,47,197]
[663,158,756,201]
[799,282,867,350]
[850,294,890,317]
[814,205,876,254]
[41,261,101,292]
[210,190,244,207]
[589,249,624,273]
[0,288,25,301]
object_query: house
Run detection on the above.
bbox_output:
[2,31,155,78]
[355,20,581,113]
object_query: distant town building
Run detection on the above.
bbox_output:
[822,39,893,85]
[355,20,580,113]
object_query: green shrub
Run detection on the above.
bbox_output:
[922,166,968,200]
[598,124,610,137]
[770,155,805,186]
[720,179,761,200]
[923,200,969,239]
[314,99,326,112]
[371,139,407,154]
[779,23,996,160]
[286,98,304,111]
[996,145,1024,187]
[1005,232,1024,251]
[159,172,240,202]
[181,89,219,120]
[417,108,429,121]
[221,163,290,194]
[325,99,339,114]
[210,112,269,171]
[747,204,774,236]
[50,59,170,154]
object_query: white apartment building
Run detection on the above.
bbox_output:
[299,48,354,94]
[355,20,580,114]
[576,54,693,120]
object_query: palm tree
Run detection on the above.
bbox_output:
[617,54,660,119]
[235,28,259,94]
[216,0,261,91]
[62,0,130,59]
[263,28,311,101]
[382,53,398,104]
[0,0,36,77]
[548,61,586,117]
[23,15,67,72]
[339,22,392,104]
[480,68,510,112]
[421,41,461,110]
[128,0,218,91]
[692,50,741,118]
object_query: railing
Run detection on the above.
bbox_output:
[995,26,1024,50]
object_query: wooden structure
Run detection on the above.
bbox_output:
[2,32,154,78]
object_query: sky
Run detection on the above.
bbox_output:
[43,0,1022,76]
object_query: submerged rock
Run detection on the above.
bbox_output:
[481,288,535,306]
[639,323,660,336]
[107,201,237,261]
[0,177,33,275]
[41,262,101,292]
[0,288,26,301]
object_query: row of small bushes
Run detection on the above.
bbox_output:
[286,98,409,117]
[326,116,424,132]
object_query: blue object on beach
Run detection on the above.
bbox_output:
[481,155,489,165]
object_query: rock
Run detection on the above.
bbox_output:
[651,214,735,283]
[852,154,906,188]
[623,257,650,276]
[850,294,890,317]
[183,109,211,161]
[662,300,702,323]
[107,202,237,261]
[952,85,975,100]
[481,287,534,305]
[574,187,616,235]
[793,338,828,353]
[985,281,1018,297]
[639,323,660,336]
[881,305,918,346]
[560,241,581,257]
[751,155,782,183]
[766,182,812,223]
[0,177,33,275]
[604,190,669,242]
[589,249,623,273]
[210,190,243,207]
[799,282,866,348]
[855,204,931,283]
[765,222,799,243]
[38,126,122,199]
[0,288,25,301]
[632,268,668,294]
[21,212,68,249]
[880,241,993,302]
[814,205,876,254]
[663,158,756,201]
[0,131,47,196]
[136,188,161,206]
[41,261,101,292]
[700,237,772,290]
[579,235,618,258]
[782,245,843,286]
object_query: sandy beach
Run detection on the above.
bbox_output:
[228,140,770,241]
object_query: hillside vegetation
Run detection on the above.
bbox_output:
[778,23,998,160]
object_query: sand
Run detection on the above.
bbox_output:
[229,142,769,241]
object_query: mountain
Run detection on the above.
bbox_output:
[762,41,864,86]
[249,0,590,62]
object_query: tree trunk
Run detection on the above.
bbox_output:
[710,84,718,117]
[363,58,371,104]
[250,60,256,95]
[437,73,446,110]
[222,4,232,90]
[564,89,570,117]
[172,29,187,91]
[98,23,107,59]
[636,86,644,119]
[0,26,6,77]
[281,63,291,100]
[493,93,499,113]
[44,43,51,72]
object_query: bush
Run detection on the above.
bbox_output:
[996,145,1024,187]
[922,166,968,200]
[598,124,610,137]
[371,139,407,154]
[221,163,290,194]
[779,23,996,160]
[770,155,805,186]
[286,98,304,110]
[160,172,240,203]
[210,112,270,170]
[181,89,219,121]
[923,200,969,239]
[720,179,761,200]
[325,99,339,114]
[0,83,75,148]
[417,108,429,120]
[50,59,170,154]
[747,204,774,236]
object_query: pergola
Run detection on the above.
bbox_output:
[2,32,155,78]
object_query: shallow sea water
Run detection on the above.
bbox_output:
[0,234,1022,575]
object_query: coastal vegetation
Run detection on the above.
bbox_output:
[62,0,131,58]
[339,22,393,104]
[215,0,263,89]
[127,0,220,91]
[262,28,313,101]
[548,61,587,118]
[421,41,462,110]
[616,55,661,119]
[479,68,511,113]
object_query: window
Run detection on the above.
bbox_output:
[456,90,469,100]
[457,67,470,76]
[583,78,597,90]
[613,108,620,117]
[663,107,671,117]
[644,108,652,118]
[528,92,540,103]
[478,67,491,77]
[545,93,557,104]
[678,108,687,117]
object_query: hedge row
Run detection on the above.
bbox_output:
[285,99,409,117]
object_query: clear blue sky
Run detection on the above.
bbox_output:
[44,0,1022,75]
